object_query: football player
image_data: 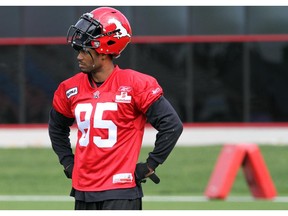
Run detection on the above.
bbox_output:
[48,6,183,210]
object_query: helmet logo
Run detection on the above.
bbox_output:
[108,18,131,39]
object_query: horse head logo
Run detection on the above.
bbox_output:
[108,18,131,39]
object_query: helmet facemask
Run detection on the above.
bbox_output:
[67,13,103,51]
[67,12,123,53]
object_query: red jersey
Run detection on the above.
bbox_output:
[52,65,163,191]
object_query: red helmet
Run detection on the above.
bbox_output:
[67,7,132,58]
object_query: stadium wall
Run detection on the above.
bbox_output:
[1,123,288,148]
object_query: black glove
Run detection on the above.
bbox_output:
[135,162,160,186]
[63,163,74,179]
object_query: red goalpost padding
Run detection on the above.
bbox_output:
[204,143,277,199]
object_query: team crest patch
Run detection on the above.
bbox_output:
[116,86,132,103]
[66,87,78,98]
[115,92,131,103]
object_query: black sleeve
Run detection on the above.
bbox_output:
[48,107,75,169]
[145,96,183,170]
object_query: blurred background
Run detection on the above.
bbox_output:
[1,6,288,124]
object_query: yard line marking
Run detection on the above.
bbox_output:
[0,195,288,202]
[0,195,73,202]
[143,196,209,202]
[144,196,288,202]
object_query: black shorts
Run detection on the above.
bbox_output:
[74,198,142,210]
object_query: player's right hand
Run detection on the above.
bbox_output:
[135,162,160,186]
[63,163,74,179]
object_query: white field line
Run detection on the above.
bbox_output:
[0,195,288,202]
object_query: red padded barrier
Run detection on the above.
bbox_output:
[205,143,277,199]
[243,144,277,198]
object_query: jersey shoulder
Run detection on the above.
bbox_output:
[57,73,89,96]
[115,67,163,112]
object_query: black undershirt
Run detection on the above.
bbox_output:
[88,73,104,88]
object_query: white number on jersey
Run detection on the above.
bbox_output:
[75,102,118,148]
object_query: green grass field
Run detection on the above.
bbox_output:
[0,145,288,210]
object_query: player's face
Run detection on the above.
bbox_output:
[76,48,102,73]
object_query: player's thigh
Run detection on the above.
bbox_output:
[102,198,142,210]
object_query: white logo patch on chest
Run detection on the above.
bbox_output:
[115,91,131,103]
